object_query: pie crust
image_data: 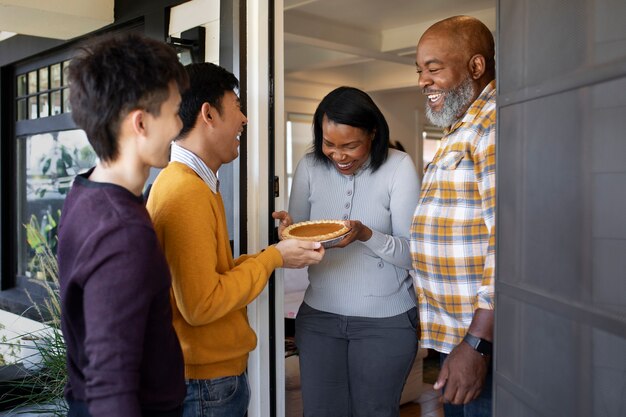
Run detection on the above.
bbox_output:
[282,220,350,242]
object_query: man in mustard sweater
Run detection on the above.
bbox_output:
[146,63,324,417]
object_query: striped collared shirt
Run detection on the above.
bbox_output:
[410,80,496,354]
[169,142,219,194]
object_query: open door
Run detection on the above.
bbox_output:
[495,1,626,415]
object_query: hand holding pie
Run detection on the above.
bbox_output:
[330,220,372,248]
[275,238,325,268]
[272,210,293,239]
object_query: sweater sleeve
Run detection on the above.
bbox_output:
[361,153,420,270]
[82,225,156,417]
[149,176,283,326]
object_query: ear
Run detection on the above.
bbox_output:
[468,54,486,80]
[129,109,147,136]
[200,102,214,125]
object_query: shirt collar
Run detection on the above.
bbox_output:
[170,142,219,193]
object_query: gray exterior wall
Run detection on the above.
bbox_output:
[496,1,626,416]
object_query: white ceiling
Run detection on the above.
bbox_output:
[0,0,113,40]
[284,0,496,90]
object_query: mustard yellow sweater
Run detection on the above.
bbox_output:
[147,162,283,379]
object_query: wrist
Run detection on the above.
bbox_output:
[359,227,373,242]
[463,332,493,357]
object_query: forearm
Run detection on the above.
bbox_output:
[171,246,282,325]
[467,308,494,342]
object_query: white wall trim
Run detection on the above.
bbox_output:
[274,1,286,415]
[246,0,271,416]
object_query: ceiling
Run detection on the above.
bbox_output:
[0,0,113,40]
[284,0,496,90]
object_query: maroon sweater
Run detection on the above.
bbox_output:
[57,171,185,417]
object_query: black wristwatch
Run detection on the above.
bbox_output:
[463,333,493,357]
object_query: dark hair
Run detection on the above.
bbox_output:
[68,32,188,163]
[177,62,240,139]
[312,86,389,172]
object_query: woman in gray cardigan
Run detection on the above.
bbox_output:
[275,86,420,417]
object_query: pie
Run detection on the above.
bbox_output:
[282,220,350,242]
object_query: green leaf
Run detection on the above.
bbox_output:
[61,147,73,166]
[56,159,68,177]
[41,158,51,175]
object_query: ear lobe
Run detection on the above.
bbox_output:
[469,54,486,79]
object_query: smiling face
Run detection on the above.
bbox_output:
[206,90,248,170]
[416,34,477,128]
[321,116,373,176]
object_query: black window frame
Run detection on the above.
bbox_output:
[0,47,77,318]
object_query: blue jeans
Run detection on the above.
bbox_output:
[182,373,250,417]
[439,353,493,417]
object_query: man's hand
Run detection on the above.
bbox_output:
[275,239,325,268]
[272,211,293,240]
[434,341,489,405]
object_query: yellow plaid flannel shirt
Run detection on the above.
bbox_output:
[411,80,496,353]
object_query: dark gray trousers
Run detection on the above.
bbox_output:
[295,303,419,417]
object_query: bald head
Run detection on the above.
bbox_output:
[415,16,495,127]
[420,15,495,79]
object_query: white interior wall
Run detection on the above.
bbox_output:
[369,88,423,167]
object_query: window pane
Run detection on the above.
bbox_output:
[17,74,27,96]
[62,60,71,86]
[39,93,49,118]
[28,96,37,119]
[39,67,49,91]
[51,64,61,89]
[51,91,62,116]
[16,98,28,121]
[28,71,37,94]
[18,130,95,279]
[62,88,71,113]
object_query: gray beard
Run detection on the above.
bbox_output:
[425,77,475,128]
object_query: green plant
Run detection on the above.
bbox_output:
[0,219,67,415]
[26,212,60,281]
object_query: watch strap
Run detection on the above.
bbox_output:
[463,332,493,356]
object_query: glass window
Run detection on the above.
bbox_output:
[51,64,61,89]
[63,88,71,113]
[28,96,37,120]
[16,98,27,121]
[17,130,96,280]
[17,74,27,96]
[51,91,62,116]
[286,113,313,199]
[62,60,70,86]
[27,70,37,95]
[16,60,71,120]
[38,68,49,91]
[39,93,49,118]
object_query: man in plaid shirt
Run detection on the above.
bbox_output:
[411,16,496,417]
